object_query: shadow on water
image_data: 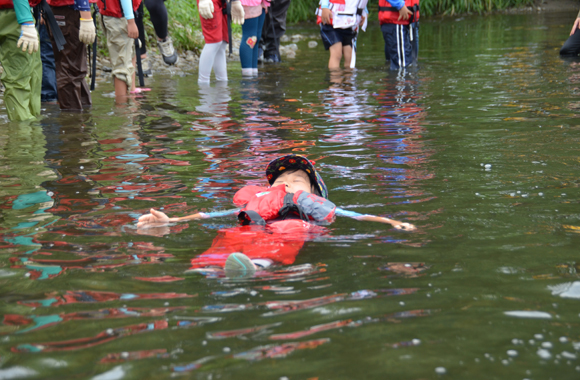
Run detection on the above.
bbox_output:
[1,10,580,380]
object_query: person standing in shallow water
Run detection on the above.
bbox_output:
[0,0,41,121]
[316,0,368,69]
[239,0,269,77]
[560,10,580,56]
[196,0,245,83]
[378,0,419,70]
[258,0,288,63]
[97,0,142,100]
[46,0,95,110]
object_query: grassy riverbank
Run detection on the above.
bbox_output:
[147,0,538,53]
[288,0,536,23]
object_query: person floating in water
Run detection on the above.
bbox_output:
[137,154,416,277]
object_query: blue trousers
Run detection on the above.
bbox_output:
[39,23,57,102]
[381,22,419,70]
[240,10,265,69]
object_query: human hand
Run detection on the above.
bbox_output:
[230,0,245,25]
[571,18,580,36]
[136,225,171,237]
[198,0,214,20]
[390,220,416,231]
[321,8,332,25]
[17,23,39,54]
[127,19,139,39]
[359,15,365,27]
[137,208,172,228]
[79,18,96,44]
[398,5,412,21]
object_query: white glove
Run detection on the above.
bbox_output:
[79,18,96,45]
[198,0,214,20]
[230,0,245,25]
[17,23,39,54]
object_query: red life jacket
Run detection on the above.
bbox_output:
[234,184,336,225]
[46,0,74,6]
[97,0,140,18]
[378,0,419,26]
[0,0,41,9]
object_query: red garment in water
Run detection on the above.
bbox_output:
[190,219,326,268]
[191,185,330,269]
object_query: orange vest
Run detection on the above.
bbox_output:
[378,0,419,25]
[97,0,140,18]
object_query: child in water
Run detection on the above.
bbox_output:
[316,0,368,69]
[137,154,415,277]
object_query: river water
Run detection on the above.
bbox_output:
[1,10,579,380]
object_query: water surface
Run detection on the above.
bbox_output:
[1,10,580,380]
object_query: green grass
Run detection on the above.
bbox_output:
[144,0,204,53]
[420,0,535,16]
[287,0,536,23]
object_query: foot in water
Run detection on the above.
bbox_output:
[130,88,152,94]
[225,252,256,278]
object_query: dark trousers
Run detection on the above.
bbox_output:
[48,6,91,110]
[136,0,169,56]
[560,28,580,56]
[39,23,57,102]
[260,0,291,58]
[381,22,419,70]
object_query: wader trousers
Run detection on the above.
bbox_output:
[48,6,91,110]
[260,0,290,59]
[0,9,42,121]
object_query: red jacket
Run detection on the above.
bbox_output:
[46,0,73,6]
[97,0,140,18]
[379,0,419,25]
[0,0,41,9]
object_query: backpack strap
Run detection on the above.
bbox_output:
[238,210,266,226]
[40,0,66,51]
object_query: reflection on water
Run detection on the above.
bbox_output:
[1,10,580,379]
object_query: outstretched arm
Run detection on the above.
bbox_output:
[335,207,416,231]
[136,208,239,228]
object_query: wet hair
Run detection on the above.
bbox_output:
[274,168,321,197]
